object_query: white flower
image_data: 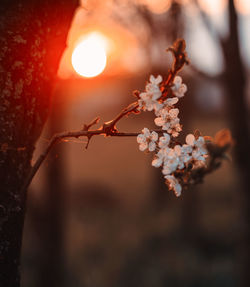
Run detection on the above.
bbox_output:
[137,128,158,152]
[151,133,171,167]
[154,102,164,116]
[171,76,187,98]
[172,144,192,169]
[185,134,208,162]
[154,97,179,117]
[180,144,193,164]
[155,108,179,127]
[165,175,182,197]
[154,108,182,137]
[138,92,155,111]
[138,75,162,111]
[152,147,170,168]
[162,148,180,175]
[195,136,207,155]
[158,133,170,148]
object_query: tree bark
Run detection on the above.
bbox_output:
[0,1,78,286]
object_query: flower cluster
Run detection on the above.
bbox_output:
[137,75,208,197]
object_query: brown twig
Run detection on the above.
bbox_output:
[21,127,143,193]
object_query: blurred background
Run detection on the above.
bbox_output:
[21,0,250,286]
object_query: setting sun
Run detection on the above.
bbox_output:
[71,32,107,78]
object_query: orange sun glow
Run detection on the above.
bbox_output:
[71,32,108,78]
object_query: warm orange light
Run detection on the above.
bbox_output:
[71,32,107,78]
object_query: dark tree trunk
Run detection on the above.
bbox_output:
[221,1,250,286]
[0,1,78,286]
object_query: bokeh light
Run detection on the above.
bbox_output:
[71,32,108,78]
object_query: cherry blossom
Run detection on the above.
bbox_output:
[152,147,171,168]
[158,133,171,148]
[138,75,162,111]
[137,128,158,152]
[185,134,208,162]
[171,76,187,98]
[162,148,180,175]
[164,175,182,197]
[154,108,182,137]
[136,74,210,197]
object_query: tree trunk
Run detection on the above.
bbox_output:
[221,1,250,286]
[0,1,78,286]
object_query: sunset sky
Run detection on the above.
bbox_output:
[58,0,250,79]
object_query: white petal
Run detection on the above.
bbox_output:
[186,134,195,146]
[151,131,158,141]
[155,75,163,84]
[142,127,150,137]
[154,117,165,126]
[139,92,148,100]
[146,83,154,93]
[163,133,171,141]
[178,162,185,169]
[148,141,156,152]
[182,144,192,154]
[152,157,162,168]
[152,90,162,100]
[149,75,155,83]
[165,175,182,197]
[165,97,179,106]
[183,154,192,163]
[173,76,182,85]
[162,166,172,175]
[159,133,170,145]
[196,136,205,147]
[169,108,179,118]
[180,84,187,94]
[137,134,145,144]
[200,147,207,155]
[146,103,154,111]
[174,145,182,156]
[154,102,164,113]
[162,122,170,130]
[174,182,182,197]
[159,138,170,149]
[139,142,148,151]
[192,149,201,160]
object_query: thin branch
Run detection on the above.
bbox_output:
[21,127,143,193]
[101,101,139,134]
